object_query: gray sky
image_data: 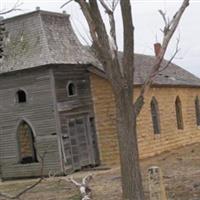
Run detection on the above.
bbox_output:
[1,0,200,77]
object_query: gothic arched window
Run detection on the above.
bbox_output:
[175,96,184,130]
[195,96,200,126]
[151,97,161,134]
[17,121,37,164]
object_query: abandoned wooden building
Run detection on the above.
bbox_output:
[1,10,200,179]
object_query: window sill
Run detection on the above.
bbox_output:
[14,162,40,167]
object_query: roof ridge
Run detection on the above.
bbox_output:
[3,10,69,22]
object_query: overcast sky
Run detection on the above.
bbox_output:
[1,0,200,77]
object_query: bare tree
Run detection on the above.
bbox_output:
[61,0,190,199]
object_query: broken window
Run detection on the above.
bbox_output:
[150,97,161,134]
[175,96,184,130]
[17,121,38,164]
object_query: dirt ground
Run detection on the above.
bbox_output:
[1,143,200,200]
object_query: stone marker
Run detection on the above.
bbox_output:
[148,166,167,200]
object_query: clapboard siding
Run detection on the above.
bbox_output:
[53,65,99,170]
[53,65,92,104]
[53,65,93,117]
[0,67,61,179]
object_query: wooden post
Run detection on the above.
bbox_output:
[148,166,167,200]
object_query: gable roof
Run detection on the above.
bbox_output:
[133,54,200,87]
[1,10,200,87]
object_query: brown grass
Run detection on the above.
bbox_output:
[1,143,200,200]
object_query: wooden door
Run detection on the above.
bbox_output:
[66,116,98,170]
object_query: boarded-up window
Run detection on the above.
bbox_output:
[151,97,161,134]
[17,90,26,103]
[195,96,200,126]
[175,96,184,129]
[17,121,37,164]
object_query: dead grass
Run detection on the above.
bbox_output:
[1,143,200,200]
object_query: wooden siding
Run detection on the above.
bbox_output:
[0,68,61,179]
[53,65,100,171]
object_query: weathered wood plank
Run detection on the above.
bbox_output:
[0,67,60,179]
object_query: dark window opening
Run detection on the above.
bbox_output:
[175,96,184,130]
[151,97,161,134]
[67,82,76,96]
[195,96,200,126]
[0,21,5,60]
[17,121,38,164]
[17,90,26,103]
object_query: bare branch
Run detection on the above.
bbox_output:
[0,152,47,200]
[99,0,118,55]
[0,1,23,15]
[71,0,123,91]
[60,0,73,9]
[158,10,168,27]
[99,0,112,13]
[112,0,120,12]
[71,17,92,46]
[158,36,180,74]
[69,176,82,187]
[134,0,190,116]
[67,174,93,200]
[82,174,93,186]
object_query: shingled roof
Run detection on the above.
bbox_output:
[1,10,200,87]
[133,54,200,87]
[0,10,98,72]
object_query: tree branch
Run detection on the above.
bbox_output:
[134,0,190,116]
[159,10,168,27]
[99,0,118,51]
[60,0,73,8]
[62,174,93,200]
[0,152,47,200]
[120,0,134,85]
[158,36,180,74]
[0,1,23,15]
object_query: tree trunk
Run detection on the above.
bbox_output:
[113,86,144,200]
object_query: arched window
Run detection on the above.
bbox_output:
[16,90,26,103]
[67,82,76,96]
[17,121,37,164]
[151,97,161,134]
[195,96,200,126]
[175,96,184,129]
